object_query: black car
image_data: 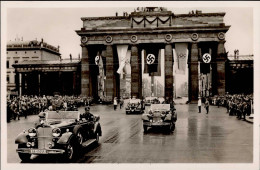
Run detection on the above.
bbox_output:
[125,99,143,114]
[142,104,177,132]
[15,110,102,162]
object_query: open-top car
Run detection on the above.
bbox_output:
[142,104,177,132]
[15,110,102,162]
[144,97,159,106]
[125,98,143,114]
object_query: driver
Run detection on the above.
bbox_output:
[163,97,176,111]
[80,106,94,121]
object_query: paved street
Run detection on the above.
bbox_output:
[7,103,253,163]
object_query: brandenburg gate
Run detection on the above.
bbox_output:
[76,7,230,102]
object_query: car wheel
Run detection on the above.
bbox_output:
[170,123,175,132]
[64,141,75,161]
[143,125,148,132]
[95,132,99,144]
[76,130,83,146]
[18,144,31,162]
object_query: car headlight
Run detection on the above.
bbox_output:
[52,128,61,137]
[28,128,37,137]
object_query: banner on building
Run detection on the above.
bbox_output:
[123,50,131,75]
[144,45,161,76]
[200,49,211,74]
[116,45,129,74]
[173,43,189,75]
[97,56,105,97]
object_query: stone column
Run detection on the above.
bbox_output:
[165,44,173,100]
[216,40,226,95]
[73,72,76,95]
[190,43,199,102]
[131,45,141,98]
[81,45,90,97]
[19,73,22,97]
[105,45,114,101]
[22,73,25,95]
[38,73,41,96]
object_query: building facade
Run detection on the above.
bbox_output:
[226,55,253,94]
[7,39,61,96]
[8,39,81,97]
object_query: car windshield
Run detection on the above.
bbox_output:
[146,97,156,101]
[130,99,140,104]
[46,111,80,120]
[151,104,170,111]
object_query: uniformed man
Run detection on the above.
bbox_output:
[80,106,94,121]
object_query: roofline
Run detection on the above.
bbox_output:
[80,12,226,21]
[7,47,61,56]
[12,61,80,68]
[76,25,230,35]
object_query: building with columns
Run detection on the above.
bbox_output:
[7,39,61,96]
[8,39,81,97]
[76,7,230,102]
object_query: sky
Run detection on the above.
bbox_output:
[5,5,254,59]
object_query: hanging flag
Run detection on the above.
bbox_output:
[200,49,211,74]
[143,44,160,76]
[98,56,105,97]
[101,50,106,76]
[174,43,188,75]
[123,50,131,75]
[116,45,129,74]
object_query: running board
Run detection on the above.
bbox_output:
[82,139,96,147]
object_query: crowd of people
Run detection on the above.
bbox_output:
[6,95,93,122]
[7,93,253,122]
[209,93,253,120]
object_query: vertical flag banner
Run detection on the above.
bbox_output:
[116,45,129,74]
[101,50,106,76]
[174,43,188,75]
[143,45,161,76]
[95,51,100,75]
[200,48,211,74]
[98,56,105,97]
[123,50,131,75]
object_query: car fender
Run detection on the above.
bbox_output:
[164,113,172,121]
[94,122,102,136]
[15,132,29,144]
[141,114,149,121]
[173,112,177,121]
[57,132,74,145]
[72,125,82,135]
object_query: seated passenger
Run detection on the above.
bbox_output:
[80,106,94,121]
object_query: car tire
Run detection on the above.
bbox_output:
[170,123,175,132]
[75,130,84,147]
[18,144,31,162]
[63,140,75,162]
[143,125,148,132]
[95,131,99,144]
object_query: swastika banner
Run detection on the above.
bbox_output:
[200,49,212,74]
[143,45,161,76]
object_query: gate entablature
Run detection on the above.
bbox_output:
[77,8,230,45]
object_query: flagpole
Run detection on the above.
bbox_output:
[198,48,201,98]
